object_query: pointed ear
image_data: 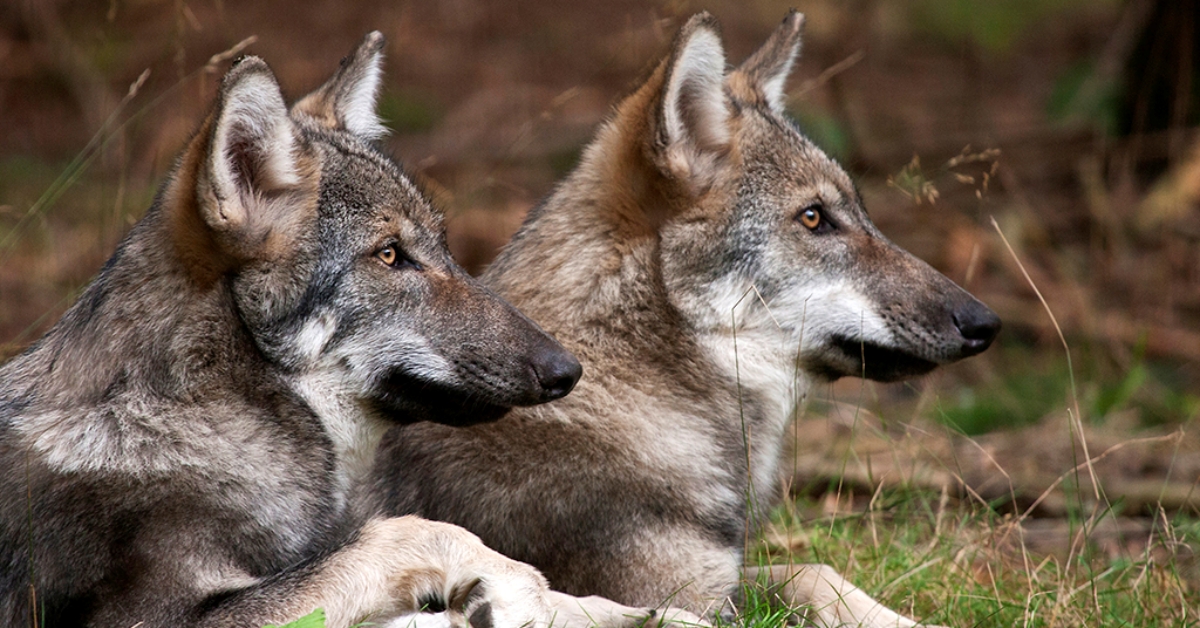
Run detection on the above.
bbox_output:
[654,13,730,186]
[292,31,387,140]
[732,10,805,113]
[201,56,305,243]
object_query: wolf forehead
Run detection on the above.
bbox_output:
[733,111,860,203]
[701,121,863,273]
[302,124,445,233]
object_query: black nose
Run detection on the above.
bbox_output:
[953,301,1001,356]
[532,346,583,401]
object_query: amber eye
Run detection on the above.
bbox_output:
[377,245,398,266]
[799,205,823,230]
[376,245,422,270]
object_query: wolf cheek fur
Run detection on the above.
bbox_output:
[378,11,996,628]
[0,32,602,628]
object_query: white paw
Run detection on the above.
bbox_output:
[545,591,709,628]
[380,612,456,628]
[458,560,554,628]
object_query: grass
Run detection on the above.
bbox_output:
[742,490,1200,627]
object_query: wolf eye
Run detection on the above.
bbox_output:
[376,245,420,270]
[798,204,824,231]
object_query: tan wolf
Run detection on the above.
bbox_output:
[0,32,679,628]
[377,12,999,628]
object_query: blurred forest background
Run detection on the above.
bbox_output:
[0,0,1198,594]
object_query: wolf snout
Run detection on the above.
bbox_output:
[529,344,582,402]
[952,300,1001,356]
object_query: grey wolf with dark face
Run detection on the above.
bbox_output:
[0,32,644,628]
[377,12,998,628]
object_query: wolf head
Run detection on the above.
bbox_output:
[499,12,997,386]
[172,33,580,424]
[650,12,1000,382]
[643,13,1000,382]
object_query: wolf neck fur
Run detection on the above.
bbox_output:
[22,209,226,405]
[291,369,391,511]
[6,202,375,511]
[5,209,255,472]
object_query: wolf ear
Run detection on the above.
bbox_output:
[654,13,730,187]
[292,31,387,140]
[732,11,804,114]
[201,57,304,245]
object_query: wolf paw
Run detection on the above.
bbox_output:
[545,592,709,628]
[420,552,554,628]
[452,572,550,628]
[377,571,553,628]
[355,517,553,628]
[379,612,457,628]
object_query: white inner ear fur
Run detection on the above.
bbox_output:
[210,71,300,217]
[662,27,730,152]
[339,49,387,141]
[758,40,801,114]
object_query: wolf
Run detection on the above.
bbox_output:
[376,12,1000,628]
[0,32,677,628]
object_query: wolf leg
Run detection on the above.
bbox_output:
[743,564,948,628]
[200,517,553,628]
